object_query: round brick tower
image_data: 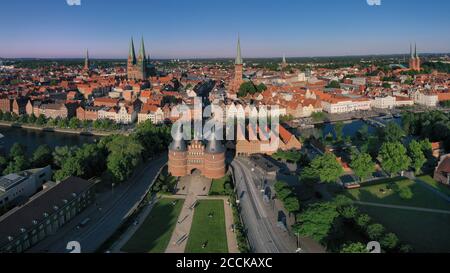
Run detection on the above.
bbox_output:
[168,134,187,177]
[203,136,226,179]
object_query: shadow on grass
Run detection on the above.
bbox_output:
[122,199,184,253]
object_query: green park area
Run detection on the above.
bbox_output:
[209,175,233,196]
[346,178,450,252]
[121,198,184,253]
[417,175,450,197]
[185,200,228,253]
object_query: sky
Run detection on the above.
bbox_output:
[0,0,449,59]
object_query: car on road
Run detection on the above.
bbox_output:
[76,218,91,229]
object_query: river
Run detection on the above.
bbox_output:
[0,126,98,155]
[300,117,403,139]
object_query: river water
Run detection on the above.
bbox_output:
[301,117,402,139]
[0,126,98,155]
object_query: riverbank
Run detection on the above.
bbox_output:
[0,121,128,137]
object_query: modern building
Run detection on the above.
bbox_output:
[0,166,52,208]
[0,177,95,253]
[168,131,226,180]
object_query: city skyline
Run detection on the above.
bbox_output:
[1,0,450,59]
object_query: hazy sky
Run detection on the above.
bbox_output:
[1,0,449,59]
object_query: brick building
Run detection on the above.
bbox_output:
[168,131,226,180]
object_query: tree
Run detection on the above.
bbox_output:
[106,135,144,182]
[238,82,257,97]
[350,152,375,181]
[399,187,413,200]
[32,145,53,168]
[378,142,411,176]
[27,114,37,124]
[36,114,47,126]
[283,196,300,214]
[9,143,26,158]
[309,153,344,183]
[69,117,80,129]
[334,121,345,142]
[409,140,427,175]
[3,155,29,175]
[379,122,405,143]
[367,223,385,241]
[380,233,399,251]
[340,243,368,253]
[356,214,371,229]
[293,202,339,244]
[339,205,358,220]
[326,80,340,89]
[53,146,77,168]
[256,83,267,92]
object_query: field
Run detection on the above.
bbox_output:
[209,175,232,196]
[346,178,450,252]
[418,175,450,197]
[346,178,450,210]
[121,198,184,253]
[185,200,228,253]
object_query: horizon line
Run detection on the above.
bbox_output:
[2,52,450,61]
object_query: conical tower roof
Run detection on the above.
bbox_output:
[129,37,136,63]
[235,35,243,65]
[205,133,225,154]
[138,37,146,61]
[169,126,187,152]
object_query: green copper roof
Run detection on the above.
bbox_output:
[415,43,418,58]
[235,35,243,65]
[138,37,146,61]
[129,37,136,63]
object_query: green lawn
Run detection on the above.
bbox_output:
[346,178,450,210]
[359,206,450,252]
[418,175,450,197]
[121,198,184,253]
[185,200,228,253]
[209,175,232,196]
[346,178,450,252]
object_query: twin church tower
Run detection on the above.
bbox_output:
[127,37,155,80]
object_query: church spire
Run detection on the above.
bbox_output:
[138,36,146,62]
[410,43,413,59]
[84,49,90,70]
[235,34,243,65]
[129,37,136,64]
[415,43,418,58]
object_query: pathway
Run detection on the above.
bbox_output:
[354,201,450,215]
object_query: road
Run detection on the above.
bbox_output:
[231,157,298,253]
[28,155,167,253]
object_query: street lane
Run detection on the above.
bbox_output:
[29,155,167,253]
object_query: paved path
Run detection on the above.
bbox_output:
[165,174,211,253]
[354,201,450,215]
[110,195,158,252]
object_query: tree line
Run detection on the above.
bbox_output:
[0,120,171,184]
